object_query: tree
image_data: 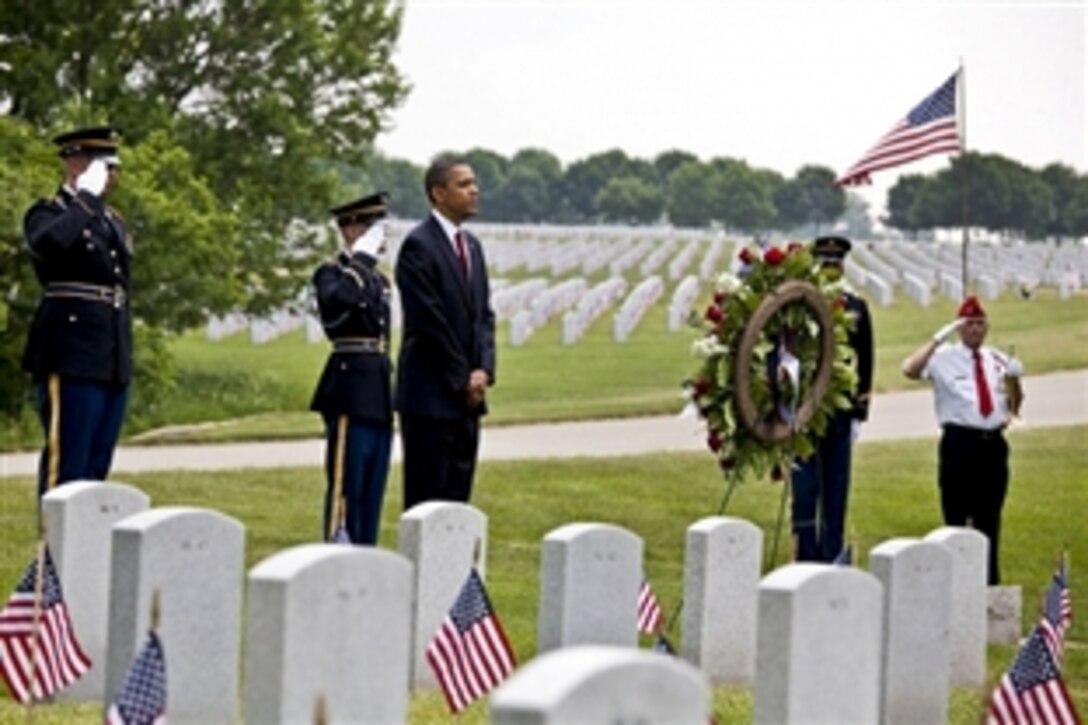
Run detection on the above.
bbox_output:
[1039,163,1080,240]
[0,1,409,429]
[594,177,664,225]
[366,154,428,220]
[884,174,928,236]
[1,0,410,315]
[562,149,636,222]
[653,149,699,188]
[488,148,562,222]
[774,165,845,234]
[463,148,510,209]
[707,158,778,233]
[667,161,719,229]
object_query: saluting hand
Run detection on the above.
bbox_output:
[76,158,109,197]
[932,318,965,344]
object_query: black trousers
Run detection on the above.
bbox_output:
[938,424,1009,585]
[400,414,479,512]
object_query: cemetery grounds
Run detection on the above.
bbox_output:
[0,247,1085,722]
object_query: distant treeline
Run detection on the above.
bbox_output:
[357,148,1088,243]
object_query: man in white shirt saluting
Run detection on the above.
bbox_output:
[902,295,1023,584]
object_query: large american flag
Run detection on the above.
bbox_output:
[0,545,91,703]
[834,71,962,186]
[638,579,664,635]
[986,624,1080,724]
[426,568,516,714]
[1040,557,1073,664]
[105,630,167,725]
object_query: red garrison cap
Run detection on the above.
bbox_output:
[957,295,986,318]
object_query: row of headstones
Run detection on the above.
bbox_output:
[639,239,680,278]
[40,479,1013,723]
[612,276,665,342]
[561,277,629,345]
[507,278,590,345]
[211,234,1084,349]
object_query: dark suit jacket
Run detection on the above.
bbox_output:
[22,187,133,385]
[310,251,393,424]
[394,215,496,419]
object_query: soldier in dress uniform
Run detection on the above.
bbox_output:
[310,192,394,545]
[22,126,132,497]
[791,235,874,562]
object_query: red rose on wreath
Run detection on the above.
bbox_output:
[705,304,723,323]
[764,247,786,266]
[738,247,754,264]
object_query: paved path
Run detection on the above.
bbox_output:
[2,370,1085,477]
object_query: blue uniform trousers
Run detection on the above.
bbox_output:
[791,412,853,562]
[35,376,128,497]
[323,415,392,545]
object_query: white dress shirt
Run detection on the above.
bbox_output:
[431,209,469,268]
[923,343,1013,429]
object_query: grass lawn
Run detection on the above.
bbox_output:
[2,274,1085,450]
[1,425,1084,723]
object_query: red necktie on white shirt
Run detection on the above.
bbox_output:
[454,230,469,279]
[973,349,994,417]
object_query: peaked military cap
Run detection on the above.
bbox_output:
[811,235,853,263]
[52,126,123,162]
[330,191,389,227]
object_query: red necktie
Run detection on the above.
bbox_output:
[455,231,469,279]
[973,349,993,417]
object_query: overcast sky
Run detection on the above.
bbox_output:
[374,1,1086,215]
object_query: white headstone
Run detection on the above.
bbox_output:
[869,538,953,725]
[754,563,883,724]
[105,507,245,723]
[537,523,643,653]
[398,501,487,689]
[682,516,762,684]
[243,544,412,724]
[491,645,710,725]
[42,481,150,701]
[924,526,988,687]
[987,585,1023,645]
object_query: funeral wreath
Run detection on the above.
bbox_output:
[685,242,858,483]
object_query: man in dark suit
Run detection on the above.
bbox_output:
[395,155,496,511]
[791,235,874,562]
[22,126,132,497]
[311,192,394,545]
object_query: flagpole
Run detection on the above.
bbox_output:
[958,59,970,294]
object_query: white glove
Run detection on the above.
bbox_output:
[352,221,387,259]
[851,420,861,443]
[1005,357,1023,377]
[75,158,108,196]
[932,318,965,343]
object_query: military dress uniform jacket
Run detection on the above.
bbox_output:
[843,291,874,422]
[309,251,393,424]
[22,187,133,385]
